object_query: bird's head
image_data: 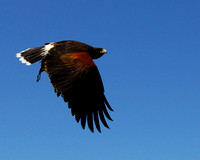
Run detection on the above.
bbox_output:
[63,41,107,59]
[90,47,107,59]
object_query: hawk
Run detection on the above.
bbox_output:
[16,40,113,133]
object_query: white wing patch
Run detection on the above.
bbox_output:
[16,48,32,66]
[19,57,31,65]
[43,43,54,55]
[16,43,55,66]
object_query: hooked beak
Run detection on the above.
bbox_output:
[100,48,107,54]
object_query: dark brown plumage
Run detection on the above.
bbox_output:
[16,40,113,133]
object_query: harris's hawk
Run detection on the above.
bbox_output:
[16,40,113,133]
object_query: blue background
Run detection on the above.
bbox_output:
[1,0,200,159]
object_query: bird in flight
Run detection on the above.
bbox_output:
[16,40,113,133]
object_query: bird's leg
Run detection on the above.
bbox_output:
[36,61,44,82]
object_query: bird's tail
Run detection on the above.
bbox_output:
[16,43,54,65]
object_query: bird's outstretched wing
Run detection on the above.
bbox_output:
[44,49,113,132]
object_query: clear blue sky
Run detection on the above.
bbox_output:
[1,0,200,159]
